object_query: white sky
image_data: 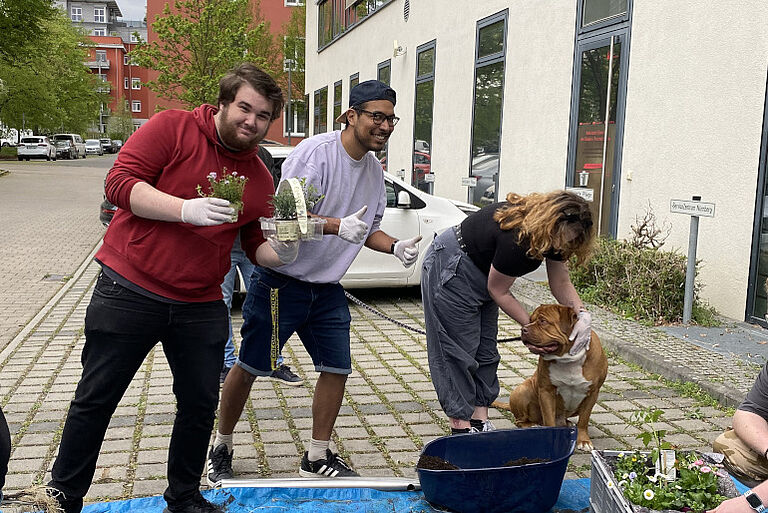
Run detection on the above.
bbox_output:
[117,0,146,21]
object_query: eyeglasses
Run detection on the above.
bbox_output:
[354,108,400,127]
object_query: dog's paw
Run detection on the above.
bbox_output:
[576,440,594,452]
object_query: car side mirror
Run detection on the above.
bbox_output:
[397,190,412,208]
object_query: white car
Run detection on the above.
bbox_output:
[17,136,56,161]
[85,139,104,155]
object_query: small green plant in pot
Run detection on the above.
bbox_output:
[196,167,248,223]
[268,178,324,241]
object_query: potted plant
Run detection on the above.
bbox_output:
[590,408,739,513]
[262,177,325,241]
[196,167,248,223]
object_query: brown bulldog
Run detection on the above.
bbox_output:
[492,304,607,451]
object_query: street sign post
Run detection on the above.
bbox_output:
[670,196,715,323]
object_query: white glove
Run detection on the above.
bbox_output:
[393,235,423,267]
[181,197,234,226]
[268,236,299,264]
[338,206,369,244]
[568,310,592,355]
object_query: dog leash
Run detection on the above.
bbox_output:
[344,291,522,342]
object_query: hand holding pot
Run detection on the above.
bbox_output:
[338,206,369,244]
[180,197,233,226]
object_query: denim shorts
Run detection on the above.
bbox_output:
[237,267,352,375]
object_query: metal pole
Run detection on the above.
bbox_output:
[682,195,701,324]
[287,61,292,146]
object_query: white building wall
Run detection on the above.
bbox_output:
[306,0,768,319]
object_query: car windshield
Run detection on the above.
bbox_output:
[21,138,42,143]
[85,140,100,145]
[52,135,71,141]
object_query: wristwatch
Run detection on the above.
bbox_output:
[745,490,766,512]
[390,240,398,254]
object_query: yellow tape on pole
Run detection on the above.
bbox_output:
[270,288,279,371]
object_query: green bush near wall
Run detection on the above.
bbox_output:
[570,237,718,326]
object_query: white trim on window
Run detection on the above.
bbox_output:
[131,78,141,90]
[94,7,105,23]
[124,77,129,89]
[93,28,106,36]
[123,54,129,65]
[132,100,141,113]
[70,6,82,21]
[285,0,304,5]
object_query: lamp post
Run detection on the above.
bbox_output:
[284,58,295,145]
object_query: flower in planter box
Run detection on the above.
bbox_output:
[196,168,248,221]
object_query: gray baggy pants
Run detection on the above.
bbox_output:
[421,228,501,420]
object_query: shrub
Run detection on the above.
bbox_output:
[570,237,718,326]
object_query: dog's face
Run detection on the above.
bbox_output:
[521,304,578,356]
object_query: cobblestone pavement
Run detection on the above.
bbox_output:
[0,159,756,508]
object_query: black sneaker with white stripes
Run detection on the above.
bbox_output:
[206,443,233,486]
[299,449,359,478]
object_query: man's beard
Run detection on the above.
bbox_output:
[353,123,389,152]
[218,108,264,151]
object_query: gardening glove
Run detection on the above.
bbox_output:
[180,197,233,226]
[393,235,423,267]
[268,236,299,264]
[568,310,592,355]
[337,205,369,244]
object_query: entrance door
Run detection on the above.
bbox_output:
[747,78,768,325]
[568,31,629,237]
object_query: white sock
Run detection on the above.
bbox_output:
[308,438,330,462]
[214,431,233,453]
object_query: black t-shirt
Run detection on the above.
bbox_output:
[739,363,768,421]
[460,202,562,276]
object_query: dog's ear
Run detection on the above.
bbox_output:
[560,306,578,334]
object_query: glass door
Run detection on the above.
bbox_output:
[568,31,628,236]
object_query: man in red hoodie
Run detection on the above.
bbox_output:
[46,64,296,513]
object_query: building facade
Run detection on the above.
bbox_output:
[305,0,768,323]
[145,0,306,146]
[56,0,150,133]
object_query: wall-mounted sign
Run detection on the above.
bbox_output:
[462,176,478,187]
[566,187,594,202]
[670,199,715,218]
[424,173,435,183]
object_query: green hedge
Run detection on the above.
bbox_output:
[570,237,718,326]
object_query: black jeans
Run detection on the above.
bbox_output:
[49,273,227,509]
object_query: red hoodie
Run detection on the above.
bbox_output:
[97,104,274,302]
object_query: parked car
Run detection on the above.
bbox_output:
[99,138,114,154]
[85,139,104,155]
[470,153,499,206]
[17,136,56,161]
[54,139,76,159]
[99,144,478,290]
[111,140,123,152]
[52,134,86,159]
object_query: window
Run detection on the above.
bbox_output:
[581,0,628,28]
[93,28,106,36]
[350,72,359,91]
[313,87,328,135]
[130,32,139,43]
[318,0,394,49]
[125,100,130,111]
[284,99,307,137]
[70,6,82,21]
[95,50,107,62]
[468,11,507,207]
[377,60,391,85]
[413,40,436,194]
[132,101,141,112]
[124,77,129,89]
[333,81,343,130]
[284,0,304,5]
[132,78,141,90]
[94,7,105,23]
[124,54,129,65]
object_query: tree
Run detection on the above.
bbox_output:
[131,0,280,109]
[0,0,57,64]
[106,100,134,141]
[0,12,104,133]
[278,4,306,107]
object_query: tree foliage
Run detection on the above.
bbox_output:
[131,0,280,109]
[277,3,306,105]
[106,99,134,141]
[0,0,57,63]
[0,10,104,134]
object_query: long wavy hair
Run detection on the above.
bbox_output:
[493,190,595,266]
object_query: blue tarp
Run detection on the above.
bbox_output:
[74,479,592,513]
[21,477,745,513]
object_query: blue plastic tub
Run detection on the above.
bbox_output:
[416,427,577,513]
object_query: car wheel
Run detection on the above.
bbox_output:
[82,153,86,159]
[17,156,22,161]
[52,154,57,161]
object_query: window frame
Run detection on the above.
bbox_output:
[377,59,391,85]
[317,0,395,51]
[577,0,631,34]
[313,86,328,135]
[124,77,129,89]
[333,80,343,131]
[412,39,436,194]
[70,6,82,21]
[131,100,142,113]
[284,0,304,5]
[131,77,141,90]
[94,6,106,23]
[93,28,106,36]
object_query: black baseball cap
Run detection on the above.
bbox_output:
[334,80,397,124]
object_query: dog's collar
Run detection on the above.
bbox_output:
[540,350,587,364]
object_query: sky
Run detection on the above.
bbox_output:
[118,0,146,21]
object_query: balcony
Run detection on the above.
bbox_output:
[86,59,110,69]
